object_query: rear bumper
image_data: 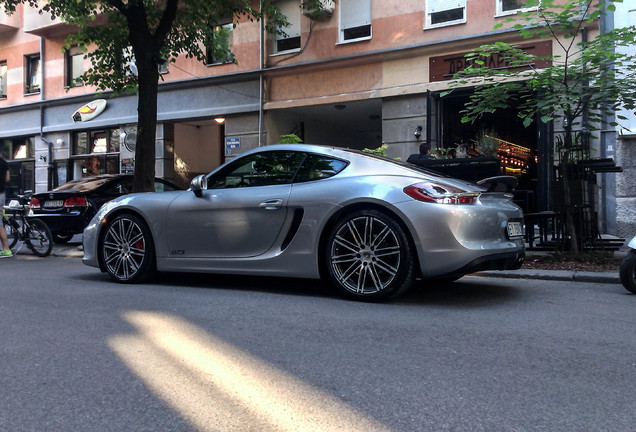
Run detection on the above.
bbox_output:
[435,249,526,279]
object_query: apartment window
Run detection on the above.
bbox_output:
[339,0,372,42]
[206,22,234,65]
[24,54,41,94]
[0,61,6,99]
[426,0,466,28]
[65,46,85,87]
[496,0,534,15]
[274,0,301,53]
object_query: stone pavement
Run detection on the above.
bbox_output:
[41,236,624,286]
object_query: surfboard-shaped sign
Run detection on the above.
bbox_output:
[72,99,107,122]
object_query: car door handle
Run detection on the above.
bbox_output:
[259,199,283,210]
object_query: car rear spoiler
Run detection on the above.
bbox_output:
[476,176,518,193]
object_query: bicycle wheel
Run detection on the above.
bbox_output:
[25,218,53,257]
[2,216,20,249]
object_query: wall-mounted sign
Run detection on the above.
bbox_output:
[225,137,241,156]
[429,42,552,82]
[72,99,107,122]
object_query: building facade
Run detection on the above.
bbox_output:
[0,0,631,236]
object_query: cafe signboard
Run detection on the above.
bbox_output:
[429,42,552,82]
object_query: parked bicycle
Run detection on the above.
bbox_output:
[2,193,53,257]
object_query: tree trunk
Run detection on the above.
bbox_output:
[561,127,580,257]
[132,55,159,193]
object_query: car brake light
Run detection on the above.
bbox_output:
[404,182,479,205]
[30,198,41,209]
[64,196,89,208]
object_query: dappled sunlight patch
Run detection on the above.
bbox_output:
[109,311,389,432]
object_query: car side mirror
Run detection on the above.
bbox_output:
[190,175,208,198]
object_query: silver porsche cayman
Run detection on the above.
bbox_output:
[82,144,525,301]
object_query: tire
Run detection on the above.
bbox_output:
[619,250,636,294]
[100,214,155,283]
[25,218,53,257]
[3,217,20,249]
[53,233,75,244]
[325,209,415,301]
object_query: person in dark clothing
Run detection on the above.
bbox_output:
[419,142,434,159]
[0,156,12,257]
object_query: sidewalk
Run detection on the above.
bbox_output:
[46,237,623,285]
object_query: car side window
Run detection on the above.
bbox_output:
[294,154,348,183]
[208,151,305,189]
[154,181,178,192]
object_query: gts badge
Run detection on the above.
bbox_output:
[170,250,185,255]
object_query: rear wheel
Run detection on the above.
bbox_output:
[325,209,415,301]
[100,214,155,283]
[3,217,20,249]
[25,218,53,257]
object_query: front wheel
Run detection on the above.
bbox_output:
[25,218,53,257]
[100,214,155,283]
[619,250,636,294]
[324,209,415,301]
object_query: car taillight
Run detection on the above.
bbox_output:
[404,182,479,205]
[64,196,89,208]
[30,198,41,209]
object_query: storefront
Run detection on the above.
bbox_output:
[0,137,35,202]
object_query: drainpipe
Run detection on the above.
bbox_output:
[39,36,52,191]
[258,1,265,147]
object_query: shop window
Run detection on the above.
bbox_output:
[72,129,121,178]
[339,0,372,42]
[65,46,85,87]
[426,0,466,28]
[24,54,41,94]
[0,61,7,99]
[274,0,301,53]
[206,22,234,65]
[1,138,34,160]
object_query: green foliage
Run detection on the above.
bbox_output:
[450,0,636,133]
[278,133,303,144]
[476,129,500,156]
[12,0,289,95]
[362,144,388,156]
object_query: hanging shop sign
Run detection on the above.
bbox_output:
[72,99,107,122]
[429,42,552,82]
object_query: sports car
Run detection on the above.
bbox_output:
[82,144,525,301]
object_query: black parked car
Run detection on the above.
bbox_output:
[29,174,181,243]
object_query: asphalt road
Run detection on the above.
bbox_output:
[1,255,634,432]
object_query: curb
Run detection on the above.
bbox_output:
[474,269,620,284]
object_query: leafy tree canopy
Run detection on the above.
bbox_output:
[448,0,636,132]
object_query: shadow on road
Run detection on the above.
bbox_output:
[77,268,520,307]
[398,278,521,306]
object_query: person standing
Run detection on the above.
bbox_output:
[0,156,12,257]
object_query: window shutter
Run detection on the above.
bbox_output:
[341,0,371,30]
[278,0,301,38]
[428,0,465,13]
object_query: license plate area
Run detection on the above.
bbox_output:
[507,221,524,239]
[44,200,64,208]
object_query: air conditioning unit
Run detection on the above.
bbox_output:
[302,0,335,20]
